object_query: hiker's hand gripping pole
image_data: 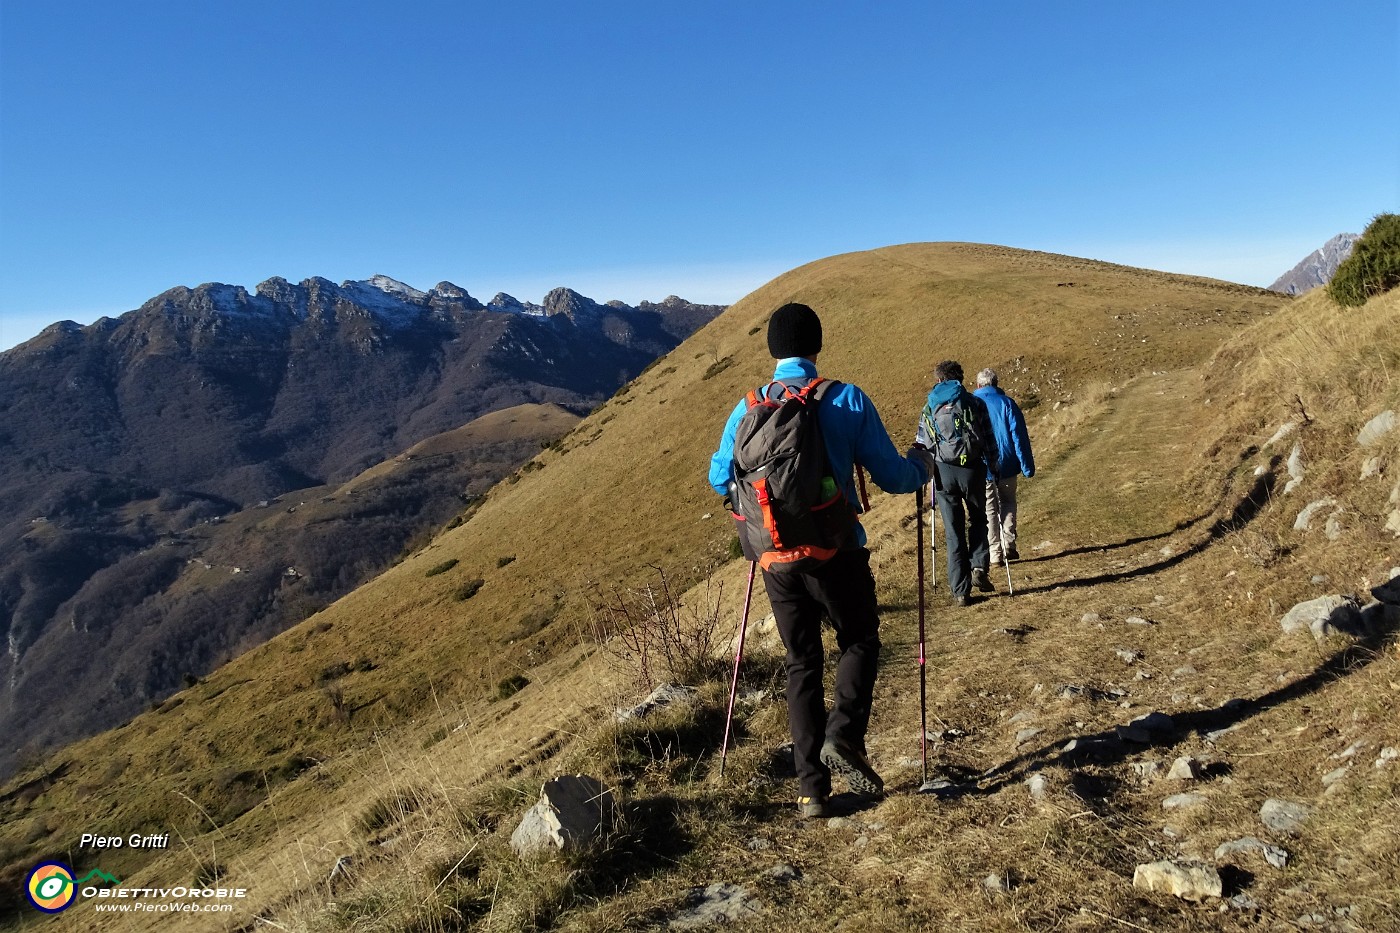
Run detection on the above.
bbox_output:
[719,560,757,778]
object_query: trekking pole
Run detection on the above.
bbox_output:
[988,477,1014,596]
[928,487,937,593]
[719,561,757,778]
[915,486,935,792]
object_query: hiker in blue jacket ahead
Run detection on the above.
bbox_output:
[709,302,933,819]
[915,360,999,605]
[974,367,1035,563]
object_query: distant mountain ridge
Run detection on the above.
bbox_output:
[0,275,722,774]
[1269,232,1359,295]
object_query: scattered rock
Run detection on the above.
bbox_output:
[669,883,763,929]
[1116,725,1153,744]
[1130,711,1176,734]
[1116,648,1144,664]
[1321,766,1349,788]
[510,775,618,858]
[1376,747,1399,769]
[1387,509,1400,537]
[827,817,857,831]
[1284,442,1305,495]
[1215,836,1289,869]
[1357,409,1397,448]
[1172,665,1197,678]
[1081,612,1103,625]
[1125,616,1155,626]
[1311,574,1331,585]
[1008,710,1036,724]
[1279,594,1366,641]
[1230,893,1260,911]
[746,836,772,851]
[1294,497,1339,531]
[1131,761,1163,781]
[1264,421,1298,448]
[1168,757,1203,781]
[1027,773,1050,800]
[1162,792,1208,811]
[983,871,1012,895]
[1259,798,1313,835]
[614,683,699,723]
[1324,513,1345,541]
[765,863,800,883]
[1361,457,1383,480]
[1015,727,1044,746]
[1132,860,1223,901]
[1333,740,1368,760]
[327,855,353,889]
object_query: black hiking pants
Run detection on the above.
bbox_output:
[762,547,880,799]
[934,461,990,598]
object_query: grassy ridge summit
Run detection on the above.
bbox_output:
[3,242,1342,929]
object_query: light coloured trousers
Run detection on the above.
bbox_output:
[984,475,1018,563]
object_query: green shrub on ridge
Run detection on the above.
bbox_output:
[1329,212,1400,306]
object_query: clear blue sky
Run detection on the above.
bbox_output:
[1,1,1396,350]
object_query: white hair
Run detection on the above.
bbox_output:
[976,368,998,387]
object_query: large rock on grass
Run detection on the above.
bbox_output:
[511,775,618,858]
[1132,860,1222,901]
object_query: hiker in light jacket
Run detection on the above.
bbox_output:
[914,360,998,605]
[709,302,934,819]
[974,368,1035,563]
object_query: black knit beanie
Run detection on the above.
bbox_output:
[767,302,823,359]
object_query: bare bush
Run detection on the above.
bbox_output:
[584,566,728,691]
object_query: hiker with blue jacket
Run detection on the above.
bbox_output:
[915,361,999,606]
[709,302,934,818]
[974,368,1035,564]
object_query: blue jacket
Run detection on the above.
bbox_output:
[709,357,929,547]
[974,385,1035,480]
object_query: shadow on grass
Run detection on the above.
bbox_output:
[969,598,1398,795]
[1011,471,1277,596]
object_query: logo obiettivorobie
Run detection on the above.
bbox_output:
[25,861,76,913]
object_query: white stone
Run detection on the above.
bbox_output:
[510,775,617,858]
[1357,410,1397,448]
[1264,421,1298,448]
[669,883,763,929]
[615,683,699,723]
[1167,757,1202,781]
[1361,457,1383,480]
[1214,836,1289,869]
[1284,441,1305,495]
[1259,798,1313,835]
[1279,594,1363,640]
[1388,510,1400,537]
[1027,773,1050,800]
[1294,497,1338,531]
[1133,860,1223,901]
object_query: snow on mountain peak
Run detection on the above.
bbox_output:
[363,275,428,300]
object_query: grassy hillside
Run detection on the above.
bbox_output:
[10,242,1394,931]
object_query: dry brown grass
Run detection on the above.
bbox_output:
[14,245,1400,932]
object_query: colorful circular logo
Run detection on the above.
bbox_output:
[26,862,76,913]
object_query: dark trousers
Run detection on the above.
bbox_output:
[934,461,989,598]
[762,548,881,798]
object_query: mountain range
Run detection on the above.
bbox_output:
[0,276,722,775]
[1269,232,1359,295]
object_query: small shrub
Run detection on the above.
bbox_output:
[496,674,530,699]
[1329,213,1400,306]
[425,558,459,577]
[422,726,448,749]
[702,355,735,381]
[496,555,516,568]
[584,565,729,691]
[454,578,485,601]
[357,787,422,835]
[727,535,744,561]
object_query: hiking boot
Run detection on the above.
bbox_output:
[952,593,971,607]
[797,794,830,818]
[972,568,995,593]
[1005,546,1020,561]
[820,739,884,798]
